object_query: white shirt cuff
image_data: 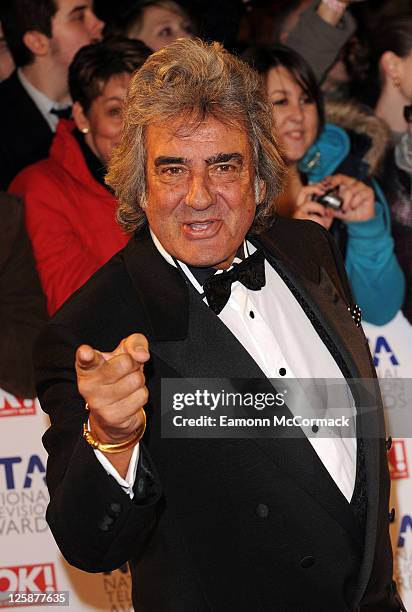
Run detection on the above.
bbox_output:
[88,420,140,499]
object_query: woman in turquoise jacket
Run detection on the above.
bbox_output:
[244,44,405,325]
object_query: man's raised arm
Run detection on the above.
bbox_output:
[287,0,360,82]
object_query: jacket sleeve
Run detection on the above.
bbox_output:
[287,1,356,83]
[35,321,162,573]
[0,194,48,397]
[344,182,405,326]
[9,170,101,316]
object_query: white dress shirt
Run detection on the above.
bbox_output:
[17,69,69,132]
[94,231,357,502]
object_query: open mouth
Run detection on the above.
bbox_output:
[182,220,221,238]
[285,130,304,140]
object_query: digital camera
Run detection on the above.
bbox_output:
[314,188,343,210]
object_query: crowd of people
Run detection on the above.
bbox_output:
[0,0,411,396]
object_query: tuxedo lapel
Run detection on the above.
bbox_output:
[123,229,188,342]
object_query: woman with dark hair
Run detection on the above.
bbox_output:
[9,37,151,315]
[355,14,412,140]
[244,44,405,325]
[352,14,412,325]
[381,104,412,323]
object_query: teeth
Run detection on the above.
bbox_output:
[189,223,211,230]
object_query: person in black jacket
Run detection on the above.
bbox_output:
[0,0,104,189]
[0,193,47,397]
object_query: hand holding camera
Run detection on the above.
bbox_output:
[294,174,375,227]
[293,182,335,230]
[318,175,375,223]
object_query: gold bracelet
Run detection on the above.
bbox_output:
[82,408,146,453]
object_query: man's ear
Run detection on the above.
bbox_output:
[72,101,91,134]
[380,50,402,87]
[255,178,267,204]
[22,30,51,58]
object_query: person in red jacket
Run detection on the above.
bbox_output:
[9,36,150,314]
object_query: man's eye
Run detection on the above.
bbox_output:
[162,167,184,175]
[72,11,86,22]
[216,164,235,173]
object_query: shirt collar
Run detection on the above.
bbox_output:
[17,68,70,131]
[149,228,255,294]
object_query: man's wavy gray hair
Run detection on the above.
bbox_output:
[106,38,286,234]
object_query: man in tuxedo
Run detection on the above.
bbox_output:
[36,38,404,611]
[0,0,104,189]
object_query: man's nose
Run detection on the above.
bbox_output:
[185,174,214,209]
[89,12,105,41]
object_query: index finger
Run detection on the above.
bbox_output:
[76,344,105,372]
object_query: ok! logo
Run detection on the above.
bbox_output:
[0,391,37,418]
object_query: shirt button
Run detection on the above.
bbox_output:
[108,502,121,517]
[300,555,315,568]
[279,368,286,376]
[386,436,392,451]
[255,503,269,519]
[312,425,319,433]
[249,310,255,319]
[389,508,396,523]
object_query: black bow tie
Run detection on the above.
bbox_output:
[202,249,266,314]
[50,106,72,120]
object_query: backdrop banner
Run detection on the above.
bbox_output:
[363,311,412,608]
[0,393,133,612]
[1,310,412,610]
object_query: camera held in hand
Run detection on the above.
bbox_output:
[313,188,343,210]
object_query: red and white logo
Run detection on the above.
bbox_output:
[0,564,57,607]
[0,392,37,418]
[388,440,409,480]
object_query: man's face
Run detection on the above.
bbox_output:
[50,0,104,70]
[399,51,412,106]
[0,23,14,81]
[145,115,258,269]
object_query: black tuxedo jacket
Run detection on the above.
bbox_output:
[35,217,403,612]
[0,71,53,189]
